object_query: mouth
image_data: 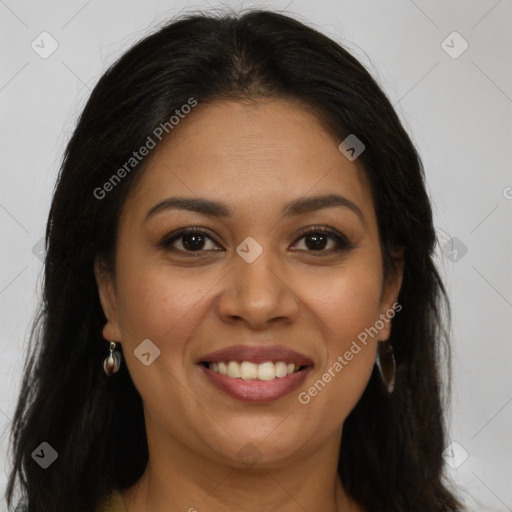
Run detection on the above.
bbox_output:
[197,345,313,403]
[200,360,308,380]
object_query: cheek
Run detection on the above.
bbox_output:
[295,259,382,417]
[113,264,217,413]
[115,264,213,346]
[304,257,383,346]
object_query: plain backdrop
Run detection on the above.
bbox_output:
[1,1,511,511]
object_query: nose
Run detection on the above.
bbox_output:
[216,248,300,329]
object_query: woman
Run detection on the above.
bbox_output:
[5,9,463,512]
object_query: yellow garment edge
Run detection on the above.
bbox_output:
[97,489,128,512]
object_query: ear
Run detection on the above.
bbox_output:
[378,248,404,341]
[94,257,121,343]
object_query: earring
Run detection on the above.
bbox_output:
[375,340,396,393]
[103,341,122,375]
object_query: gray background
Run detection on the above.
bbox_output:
[1,1,511,510]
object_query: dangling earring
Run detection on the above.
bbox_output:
[375,340,396,393]
[103,341,122,375]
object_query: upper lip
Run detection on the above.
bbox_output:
[198,344,313,366]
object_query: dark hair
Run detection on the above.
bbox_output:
[6,8,462,512]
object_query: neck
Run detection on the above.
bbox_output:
[121,423,363,512]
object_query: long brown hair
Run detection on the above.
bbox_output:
[6,9,462,511]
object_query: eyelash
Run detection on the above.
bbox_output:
[157,226,354,255]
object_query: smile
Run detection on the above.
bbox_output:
[205,360,303,380]
[197,345,313,403]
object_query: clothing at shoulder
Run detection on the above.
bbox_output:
[96,489,128,512]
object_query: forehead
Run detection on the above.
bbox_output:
[123,99,375,225]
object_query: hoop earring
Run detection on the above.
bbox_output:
[375,340,396,393]
[103,341,122,376]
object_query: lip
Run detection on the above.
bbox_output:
[197,344,313,366]
[197,344,314,403]
[198,364,313,403]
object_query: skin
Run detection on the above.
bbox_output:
[95,98,403,512]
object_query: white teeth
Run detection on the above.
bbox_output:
[227,361,240,378]
[218,362,228,376]
[208,361,300,380]
[274,361,288,378]
[240,361,258,380]
[258,362,275,381]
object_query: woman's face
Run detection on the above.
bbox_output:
[96,98,402,469]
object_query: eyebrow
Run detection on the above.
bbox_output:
[145,193,364,223]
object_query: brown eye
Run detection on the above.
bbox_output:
[158,228,222,253]
[291,227,354,253]
[157,226,353,256]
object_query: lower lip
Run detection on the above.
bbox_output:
[198,364,312,403]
